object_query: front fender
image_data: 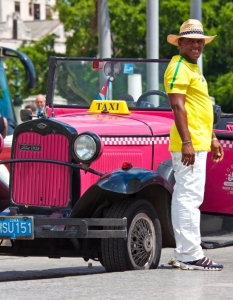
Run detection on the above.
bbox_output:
[71,167,173,218]
[96,167,173,194]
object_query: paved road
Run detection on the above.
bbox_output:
[0,244,233,300]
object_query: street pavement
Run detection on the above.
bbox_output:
[0,245,233,300]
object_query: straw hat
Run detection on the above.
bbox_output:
[167,19,216,46]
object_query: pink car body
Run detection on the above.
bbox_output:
[53,109,174,196]
[203,132,233,214]
[2,106,231,214]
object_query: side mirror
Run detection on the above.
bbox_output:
[20,109,32,122]
[213,104,221,125]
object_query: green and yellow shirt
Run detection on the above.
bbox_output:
[164,55,213,152]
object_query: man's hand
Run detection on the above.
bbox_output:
[211,140,224,162]
[182,143,195,166]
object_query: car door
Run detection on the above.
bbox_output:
[201,131,233,214]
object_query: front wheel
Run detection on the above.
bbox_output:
[101,199,162,272]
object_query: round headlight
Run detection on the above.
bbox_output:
[73,132,102,163]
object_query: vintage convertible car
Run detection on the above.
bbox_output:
[0,57,232,272]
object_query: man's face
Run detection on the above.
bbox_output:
[35,97,45,110]
[178,38,205,63]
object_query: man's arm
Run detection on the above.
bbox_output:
[211,132,224,162]
[167,93,195,166]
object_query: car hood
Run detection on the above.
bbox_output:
[55,112,173,136]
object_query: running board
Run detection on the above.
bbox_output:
[201,239,233,249]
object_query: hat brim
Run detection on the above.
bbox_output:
[167,34,217,46]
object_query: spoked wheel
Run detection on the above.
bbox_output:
[101,199,162,272]
[128,212,156,269]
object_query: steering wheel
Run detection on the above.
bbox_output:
[136,90,168,107]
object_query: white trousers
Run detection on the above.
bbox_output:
[171,151,207,262]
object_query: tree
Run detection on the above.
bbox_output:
[159,1,190,58]
[54,0,190,58]
[6,34,61,99]
[54,0,98,57]
[160,0,233,112]
[108,0,147,57]
[54,0,148,58]
[202,1,233,110]
[6,0,233,111]
[209,72,233,112]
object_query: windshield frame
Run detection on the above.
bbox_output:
[46,56,171,112]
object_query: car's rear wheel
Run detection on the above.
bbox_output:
[101,198,162,272]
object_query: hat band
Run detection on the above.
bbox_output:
[179,30,204,36]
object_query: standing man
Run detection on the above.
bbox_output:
[35,94,46,115]
[164,19,224,271]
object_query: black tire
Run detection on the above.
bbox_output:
[101,199,162,272]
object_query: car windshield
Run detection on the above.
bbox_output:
[50,58,170,110]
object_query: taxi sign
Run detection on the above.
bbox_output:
[88,100,130,115]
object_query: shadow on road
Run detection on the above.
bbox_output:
[0,266,106,282]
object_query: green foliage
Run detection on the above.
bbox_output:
[6,34,62,99]
[54,0,233,111]
[202,1,233,111]
[159,1,190,58]
[108,0,147,57]
[209,72,233,112]
[54,0,97,56]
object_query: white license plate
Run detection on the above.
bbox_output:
[0,216,34,239]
